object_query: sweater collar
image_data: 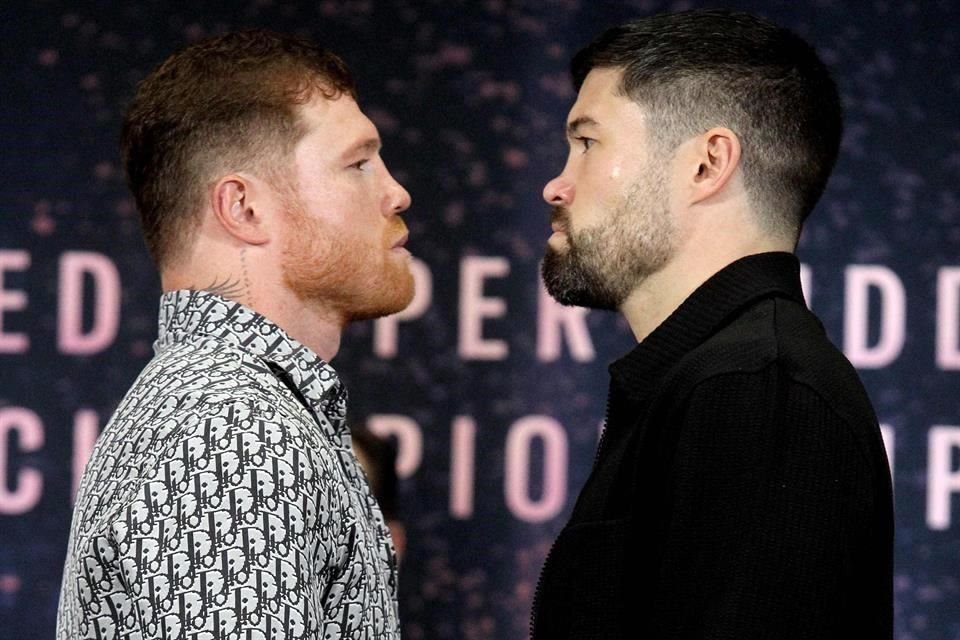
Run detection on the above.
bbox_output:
[609,252,806,399]
[154,289,347,432]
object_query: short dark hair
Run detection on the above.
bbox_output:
[572,9,842,237]
[121,29,357,268]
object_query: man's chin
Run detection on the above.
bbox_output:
[387,271,416,314]
[544,282,594,309]
[542,263,588,308]
[348,270,415,321]
[542,252,619,311]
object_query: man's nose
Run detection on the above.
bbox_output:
[543,174,574,206]
[385,171,412,215]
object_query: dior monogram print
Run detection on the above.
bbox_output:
[57,290,400,639]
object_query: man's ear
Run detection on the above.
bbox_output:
[689,127,742,205]
[211,175,271,245]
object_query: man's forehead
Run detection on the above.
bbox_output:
[299,94,361,127]
[297,95,380,150]
[567,68,646,131]
[578,67,623,97]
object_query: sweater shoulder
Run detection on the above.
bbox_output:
[668,297,877,429]
[657,299,888,483]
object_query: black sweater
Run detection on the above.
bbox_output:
[531,252,893,640]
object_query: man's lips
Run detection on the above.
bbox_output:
[391,233,409,249]
[550,207,570,234]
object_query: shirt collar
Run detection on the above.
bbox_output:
[609,251,807,400]
[155,289,347,433]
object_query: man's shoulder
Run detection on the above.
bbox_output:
[126,335,302,415]
[100,335,323,471]
[672,296,787,381]
[655,298,886,479]
[146,333,275,385]
[674,296,875,423]
[72,338,332,547]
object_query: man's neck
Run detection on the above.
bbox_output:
[619,260,710,343]
[162,273,345,362]
[263,293,345,362]
[620,238,793,344]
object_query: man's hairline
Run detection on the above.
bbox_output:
[156,78,369,271]
[577,62,805,242]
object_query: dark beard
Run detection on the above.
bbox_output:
[541,179,674,312]
[541,243,621,311]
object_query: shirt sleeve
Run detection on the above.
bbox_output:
[102,399,337,640]
[648,366,885,639]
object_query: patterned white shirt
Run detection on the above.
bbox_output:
[57,290,400,639]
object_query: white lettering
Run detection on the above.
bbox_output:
[0,250,30,354]
[879,423,894,479]
[72,409,100,501]
[458,257,509,360]
[799,262,812,308]
[0,407,44,514]
[536,278,594,362]
[58,251,121,355]
[366,414,423,479]
[449,415,477,519]
[927,426,960,530]
[844,265,906,368]
[504,415,568,523]
[936,267,960,370]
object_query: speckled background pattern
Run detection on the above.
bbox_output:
[1,1,958,638]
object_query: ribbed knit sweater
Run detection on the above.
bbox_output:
[531,252,893,640]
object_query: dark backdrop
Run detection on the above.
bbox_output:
[1,1,958,638]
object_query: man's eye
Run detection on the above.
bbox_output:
[351,159,370,170]
[576,137,595,153]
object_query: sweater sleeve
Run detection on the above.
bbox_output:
[648,364,883,639]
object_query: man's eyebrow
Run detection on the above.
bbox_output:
[566,116,599,137]
[343,137,382,156]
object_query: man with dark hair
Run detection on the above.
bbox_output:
[532,9,892,639]
[58,30,411,639]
